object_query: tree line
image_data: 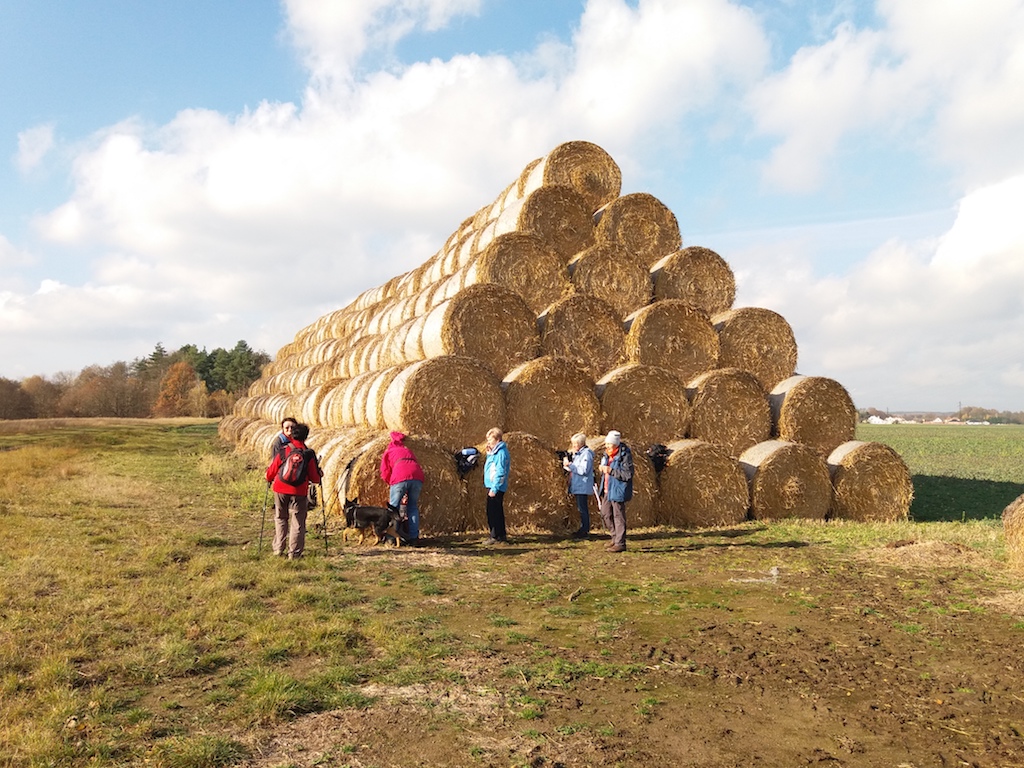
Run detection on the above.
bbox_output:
[860,406,1024,424]
[0,341,270,420]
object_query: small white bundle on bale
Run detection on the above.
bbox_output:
[625,300,719,383]
[568,243,652,319]
[686,368,771,458]
[502,356,602,450]
[739,440,832,521]
[538,293,626,379]
[417,283,540,379]
[656,439,750,528]
[465,432,573,533]
[713,307,798,390]
[518,140,623,213]
[344,433,467,536]
[770,375,857,458]
[1003,494,1024,571]
[594,192,682,268]
[827,441,913,522]
[650,246,736,316]
[466,232,571,315]
[478,185,596,263]
[382,356,505,450]
[596,364,690,448]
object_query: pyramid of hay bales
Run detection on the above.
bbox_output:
[222,140,913,535]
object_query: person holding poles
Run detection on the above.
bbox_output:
[598,430,633,553]
[265,422,321,559]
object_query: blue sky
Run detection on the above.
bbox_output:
[2,0,1023,412]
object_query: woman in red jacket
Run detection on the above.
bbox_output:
[265,422,321,559]
[380,431,426,543]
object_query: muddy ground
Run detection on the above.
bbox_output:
[237,530,1024,768]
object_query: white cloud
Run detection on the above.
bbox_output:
[0,234,33,268]
[750,0,1024,192]
[15,123,55,173]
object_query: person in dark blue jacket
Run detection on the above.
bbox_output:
[598,430,633,552]
[482,427,510,545]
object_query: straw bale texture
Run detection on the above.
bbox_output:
[771,375,857,458]
[239,420,279,464]
[827,441,913,523]
[650,246,736,316]
[419,283,540,379]
[657,439,750,528]
[489,185,596,262]
[686,368,771,458]
[502,356,601,449]
[713,307,798,390]
[1003,493,1024,571]
[362,367,404,430]
[569,242,652,319]
[313,427,379,518]
[298,379,344,428]
[538,293,626,379]
[469,232,570,315]
[382,356,505,450]
[218,415,254,445]
[625,300,719,383]
[594,192,682,268]
[344,433,468,536]
[465,432,574,533]
[739,440,832,521]
[519,140,622,212]
[595,364,690,447]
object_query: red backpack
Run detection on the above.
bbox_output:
[278,444,313,485]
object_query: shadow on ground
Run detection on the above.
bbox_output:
[911,474,1023,522]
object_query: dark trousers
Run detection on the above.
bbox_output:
[486,490,507,541]
[600,497,627,549]
[574,494,591,531]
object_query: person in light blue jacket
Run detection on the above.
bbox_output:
[562,432,595,539]
[482,427,509,545]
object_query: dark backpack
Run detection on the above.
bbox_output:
[278,445,313,485]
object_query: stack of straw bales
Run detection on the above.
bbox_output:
[224,139,913,536]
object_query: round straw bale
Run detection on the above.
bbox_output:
[298,378,343,428]
[336,371,376,426]
[413,282,443,317]
[569,242,652,318]
[771,375,857,458]
[1003,493,1024,571]
[650,246,736,316]
[538,293,626,379]
[739,440,832,521]
[312,427,379,517]
[362,367,404,429]
[469,232,571,315]
[464,432,574,534]
[625,300,719,382]
[713,307,798,390]
[502,356,601,450]
[382,356,505,450]
[656,439,750,528]
[344,433,468,536]
[239,420,279,463]
[419,283,540,379]
[319,382,347,428]
[491,185,595,262]
[594,192,682,268]
[596,364,690,447]
[519,140,622,212]
[218,415,254,445]
[686,368,771,458]
[827,441,913,523]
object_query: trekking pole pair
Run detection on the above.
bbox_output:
[258,481,270,555]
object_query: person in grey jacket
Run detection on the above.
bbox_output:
[562,432,595,539]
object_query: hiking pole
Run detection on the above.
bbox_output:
[258,482,270,556]
[319,478,329,556]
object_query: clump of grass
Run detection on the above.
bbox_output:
[148,734,249,768]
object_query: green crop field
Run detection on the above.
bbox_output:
[856,422,1024,523]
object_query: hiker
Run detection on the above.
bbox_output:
[379,431,426,544]
[482,427,510,545]
[598,430,633,553]
[562,432,595,539]
[272,416,298,459]
[265,422,321,559]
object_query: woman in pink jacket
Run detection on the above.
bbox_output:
[379,431,426,543]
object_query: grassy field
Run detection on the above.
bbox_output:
[1,419,1023,767]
